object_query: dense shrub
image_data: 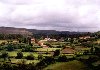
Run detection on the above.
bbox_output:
[36,56,55,69]
[22,45,34,52]
[16,52,23,59]
[53,49,60,57]
[26,54,35,60]
[58,55,67,62]
[6,44,14,51]
[38,54,43,60]
[1,52,8,60]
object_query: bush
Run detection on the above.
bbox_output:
[1,52,8,60]
[21,45,34,52]
[36,56,55,69]
[38,54,43,60]
[16,52,23,59]
[26,54,35,60]
[6,44,14,51]
[58,55,67,62]
[1,52,8,58]
[53,49,60,57]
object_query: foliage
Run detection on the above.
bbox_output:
[36,56,55,69]
[58,55,67,62]
[22,45,34,52]
[16,52,23,59]
[6,44,14,51]
[26,54,35,60]
[38,54,43,60]
[0,34,23,40]
[1,52,8,60]
[44,60,90,70]
[53,49,60,57]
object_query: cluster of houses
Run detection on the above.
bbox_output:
[79,36,91,39]
[30,36,93,56]
[36,46,91,56]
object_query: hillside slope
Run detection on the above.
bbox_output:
[0,27,32,35]
[44,60,90,70]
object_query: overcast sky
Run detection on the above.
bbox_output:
[0,0,100,32]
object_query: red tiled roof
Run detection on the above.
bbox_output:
[61,48,75,54]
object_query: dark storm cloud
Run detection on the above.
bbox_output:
[0,0,100,32]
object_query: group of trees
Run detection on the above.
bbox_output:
[0,51,35,61]
[0,62,36,70]
[0,34,23,40]
[0,42,35,52]
[18,37,32,46]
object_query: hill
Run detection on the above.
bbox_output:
[44,60,90,70]
[0,27,91,37]
[28,29,86,35]
[0,27,32,36]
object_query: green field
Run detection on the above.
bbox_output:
[10,58,39,64]
[36,48,62,52]
[0,40,7,44]
[0,40,18,44]
[44,60,89,70]
[94,39,100,44]
[7,52,38,57]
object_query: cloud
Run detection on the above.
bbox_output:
[0,0,100,32]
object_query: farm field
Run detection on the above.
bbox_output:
[0,40,18,44]
[10,58,39,64]
[94,39,100,43]
[0,40,7,44]
[7,51,52,57]
[0,58,39,64]
[36,48,62,52]
[44,60,89,70]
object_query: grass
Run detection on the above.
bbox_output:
[76,55,90,59]
[7,51,39,57]
[0,58,4,62]
[75,47,91,51]
[0,40,7,44]
[94,39,100,43]
[0,40,18,44]
[26,60,40,64]
[10,58,39,64]
[7,51,52,58]
[8,51,17,57]
[44,60,89,70]
[36,48,62,52]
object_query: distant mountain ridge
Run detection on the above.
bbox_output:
[28,29,86,35]
[0,27,89,36]
[0,27,32,35]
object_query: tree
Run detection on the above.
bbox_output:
[22,45,34,52]
[27,37,32,46]
[16,52,23,59]
[7,44,14,51]
[53,49,60,57]
[1,52,8,60]
[23,37,27,43]
[26,54,35,60]
[38,54,43,60]
[36,56,55,68]
[58,55,67,62]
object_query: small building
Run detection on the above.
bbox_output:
[31,38,35,43]
[38,40,49,48]
[79,36,90,39]
[59,38,64,42]
[44,38,57,42]
[61,47,75,54]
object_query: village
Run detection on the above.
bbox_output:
[0,32,99,70]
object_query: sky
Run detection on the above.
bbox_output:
[0,0,100,32]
